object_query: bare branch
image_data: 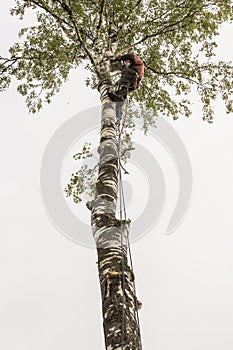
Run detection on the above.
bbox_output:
[131,0,143,12]
[0,58,18,74]
[113,0,143,40]
[30,1,92,47]
[56,0,72,16]
[0,49,85,76]
[31,0,70,26]
[121,10,197,52]
[93,0,106,48]
[147,65,213,90]
[54,1,100,76]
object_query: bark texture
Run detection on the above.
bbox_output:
[90,81,141,349]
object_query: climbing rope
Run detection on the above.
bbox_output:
[119,169,143,350]
[117,99,129,175]
[117,100,143,350]
[119,167,125,350]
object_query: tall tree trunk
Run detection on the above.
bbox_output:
[88,81,142,349]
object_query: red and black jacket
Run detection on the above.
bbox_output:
[116,53,145,89]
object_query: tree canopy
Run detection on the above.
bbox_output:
[0,0,233,122]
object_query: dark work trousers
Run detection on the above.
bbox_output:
[116,68,138,98]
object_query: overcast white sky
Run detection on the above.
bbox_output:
[1,2,233,350]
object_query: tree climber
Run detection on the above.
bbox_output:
[108,53,145,102]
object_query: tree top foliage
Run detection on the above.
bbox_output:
[0,0,233,121]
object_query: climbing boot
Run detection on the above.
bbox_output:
[108,91,125,102]
[116,85,128,99]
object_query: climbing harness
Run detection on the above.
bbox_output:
[117,100,143,350]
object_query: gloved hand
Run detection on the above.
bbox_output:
[114,54,122,61]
